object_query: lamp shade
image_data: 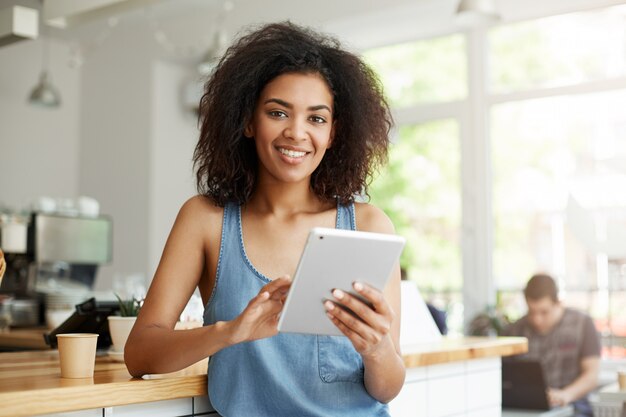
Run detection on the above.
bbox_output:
[28,71,61,107]
[456,0,500,27]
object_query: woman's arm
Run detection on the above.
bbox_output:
[324,203,405,403]
[125,197,290,377]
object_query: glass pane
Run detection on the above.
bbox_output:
[492,89,626,299]
[364,35,467,107]
[496,290,526,324]
[369,119,461,294]
[489,5,626,94]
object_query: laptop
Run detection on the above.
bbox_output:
[502,359,551,410]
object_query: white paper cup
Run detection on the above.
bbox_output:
[57,333,99,378]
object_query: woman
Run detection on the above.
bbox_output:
[125,22,405,416]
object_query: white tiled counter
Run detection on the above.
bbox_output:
[390,337,528,417]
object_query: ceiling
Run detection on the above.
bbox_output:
[2,0,625,62]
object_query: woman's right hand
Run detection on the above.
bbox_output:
[227,276,291,344]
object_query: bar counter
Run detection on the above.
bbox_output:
[0,336,527,417]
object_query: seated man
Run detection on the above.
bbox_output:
[503,273,600,417]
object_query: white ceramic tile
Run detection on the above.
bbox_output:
[104,398,191,417]
[427,361,467,379]
[466,357,501,372]
[389,380,427,417]
[467,369,502,410]
[427,374,466,417]
[405,366,427,383]
[467,405,501,417]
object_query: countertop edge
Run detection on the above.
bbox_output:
[0,375,208,417]
[402,337,528,367]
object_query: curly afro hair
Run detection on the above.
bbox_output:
[194,21,392,206]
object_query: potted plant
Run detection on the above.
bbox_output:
[107,294,142,353]
[468,305,511,337]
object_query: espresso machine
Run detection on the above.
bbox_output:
[0,212,112,327]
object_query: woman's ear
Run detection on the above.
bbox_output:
[244,121,254,138]
[327,122,336,148]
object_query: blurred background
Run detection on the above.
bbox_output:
[1,0,625,355]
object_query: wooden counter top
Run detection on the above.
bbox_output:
[0,336,526,417]
[0,350,208,417]
[402,336,527,367]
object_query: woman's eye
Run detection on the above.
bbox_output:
[310,115,326,124]
[268,110,287,118]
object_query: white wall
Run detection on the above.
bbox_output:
[1,25,201,292]
[0,39,81,210]
[78,27,152,290]
[79,28,199,290]
[148,60,197,277]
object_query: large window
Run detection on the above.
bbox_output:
[365,35,467,106]
[364,35,465,333]
[489,6,626,93]
[362,4,626,347]
[490,6,626,353]
[369,120,463,332]
[492,90,626,340]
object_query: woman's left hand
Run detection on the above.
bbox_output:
[324,281,396,358]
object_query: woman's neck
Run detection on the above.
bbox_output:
[247,179,329,217]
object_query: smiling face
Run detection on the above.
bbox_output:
[245,72,335,186]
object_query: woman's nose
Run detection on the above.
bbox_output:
[283,118,307,141]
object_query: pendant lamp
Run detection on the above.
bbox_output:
[456,0,501,27]
[28,31,61,108]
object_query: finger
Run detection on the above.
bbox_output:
[246,293,284,319]
[325,309,368,350]
[261,275,292,295]
[325,300,382,345]
[352,282,390,316]
[331,289,391,335]
[251,290,270,305]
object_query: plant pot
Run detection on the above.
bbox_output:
[107,316,136,352]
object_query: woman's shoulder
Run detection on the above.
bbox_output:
[177,195,224,228]
[353,202,395,234]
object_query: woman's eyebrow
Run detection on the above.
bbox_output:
[264,98,331,113]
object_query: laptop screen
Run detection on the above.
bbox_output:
[502,359,551,411]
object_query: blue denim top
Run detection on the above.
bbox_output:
[203,201,389,417]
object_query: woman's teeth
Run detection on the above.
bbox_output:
[279,148,306,158]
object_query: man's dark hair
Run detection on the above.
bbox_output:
[524,273,559,302]
[193,21,392,207]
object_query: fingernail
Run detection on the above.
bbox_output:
[332,289,344,299]
[324,300,335,310]
[353,282,363,291]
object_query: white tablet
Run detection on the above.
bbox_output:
[277,227,405,336]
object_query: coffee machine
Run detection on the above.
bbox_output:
[0,212,112,327]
